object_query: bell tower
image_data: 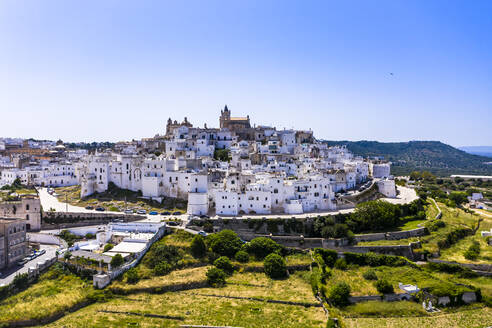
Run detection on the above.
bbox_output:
[220,105,230,129]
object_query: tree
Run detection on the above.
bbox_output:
[110,254,124,267]
[374,279,394,294]
[144,244,180,269]
[190,235,207,258]
[207,230,243,258]
[264,253,287,279]
[63,251,72,261]
[464,241,480,260]
[328,282,351,307]
[126,268,140,284]
[153,261,172,276]
[214,256,234,275]
[103,243,114,252]
[214,149,230,162]
[448,191,468,207]
[235,250,249,263]
[13,273,29,290]
[206,267,226,287]
[245,237,282,259]
[348,200,401,232]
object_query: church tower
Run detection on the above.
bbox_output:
[219,105,230,129]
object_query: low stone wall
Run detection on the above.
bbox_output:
[354,227,427,243]
[41,212,145,230]
[428,259,492,273]
[239,233,350,250]
[338,242,421,260]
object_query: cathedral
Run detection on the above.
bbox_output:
[219,105,251,131]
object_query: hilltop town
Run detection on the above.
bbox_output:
[0,107,490,328]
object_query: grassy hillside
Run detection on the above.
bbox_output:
[323,140,492,176]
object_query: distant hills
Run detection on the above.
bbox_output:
[458,146,492,158]
[322,140,492,177]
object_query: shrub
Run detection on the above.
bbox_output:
[375,279,394,294]
[264,253,287,279]
[206,267,227,287]
[214,256,234,275]
[110,254,124,267]
[63,251,72,261]
[363,269,378,280]
[207,230,243,258]
[103,243,114,252]
[144,244,180,269]
[153,261,172,276]
[437,228,473,249]
[334,258,347,270]
[126,268,140,284]
[13,273,29,290]
[246,237,282,259]
[190,235,207,258]
[425,220,445,232]
[313,248,338,268]
[464,241,480,260]
[235,250,249,263]
[328,282,351,307]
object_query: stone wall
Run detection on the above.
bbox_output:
[354,227,427,243]
[41,212,145,230]
[338,242,421,260]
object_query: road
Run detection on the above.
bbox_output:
[38,185,418,223]
[0,244,58,286]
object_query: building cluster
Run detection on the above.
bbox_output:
[77,106,394,216]
[0,217,28,270]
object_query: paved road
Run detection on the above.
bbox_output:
[383,186,419,205]
[0,244,58,286]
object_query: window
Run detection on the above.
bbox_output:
[26,204,29,211]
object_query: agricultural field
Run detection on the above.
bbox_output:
[344,305,491,328]
[358,202,485,255]
[0,264,94,326]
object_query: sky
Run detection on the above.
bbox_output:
[1,0,491,147]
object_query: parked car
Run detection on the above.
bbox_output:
[200,214,209,219]
[95,207,106,212]
[160,211,171,215]
[85,206,94,210]
[172,211,181,215]
[167,221,179,226]
[198,230,207,236]
[137,209,147,214]
[37,249,46,256]
[17,257,30,266]
[124,209,134,214]
[149,211,158,215]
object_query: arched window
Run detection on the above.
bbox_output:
[26,204,30,211]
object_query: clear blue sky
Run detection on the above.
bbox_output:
[1,0,491,146]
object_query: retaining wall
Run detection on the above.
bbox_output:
[41,212,145,230]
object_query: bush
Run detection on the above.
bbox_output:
[206,267,227,287]
[214,256,235,275]
[13,273,29,290]
[246,237,282,259]
[235,250,249,263]
[264,253,287,279]
[343,252,409,267]
[425,220,445,232]
[375,279,394,294]
[313,248,338,268]
[153,261,173,276]
[190,235,207,258]
[110,254,124,267]
[363,269,378,280]
[464,241,480,260]
[144,244,180,269]
[334,258,347,270]
[328,282,351,307]
[437,228,473,250]
[103,243,114,252]
[126,268,140,284]
[207,230,243,258]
